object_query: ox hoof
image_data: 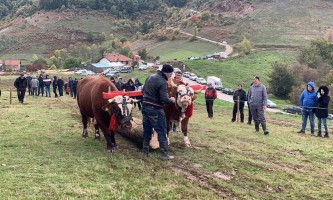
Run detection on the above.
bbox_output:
[107,146,118,152]
[95,134,101,140]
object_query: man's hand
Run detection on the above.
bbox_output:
[170,97,175,103]
[263,105,267,110]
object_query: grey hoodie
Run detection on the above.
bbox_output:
[248,83,268,107]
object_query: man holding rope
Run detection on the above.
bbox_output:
[297,82,317,135]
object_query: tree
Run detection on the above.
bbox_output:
[140,22,149,34]
[86,32,94,42]
[138,48,147,60]
[268,62,295,98]
[238,37,252,55]
[64,57,82,69]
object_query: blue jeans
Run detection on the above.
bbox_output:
[301,109,314,133]
[317,117,328,133]
[142,104,167,143]
[45,85,51,97]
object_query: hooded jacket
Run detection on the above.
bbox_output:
[299,81,317,110]
[315,86,330,118]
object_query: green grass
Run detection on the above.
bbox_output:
[2,72,333,199]
[149,40,224,62]
[184,50,298,90]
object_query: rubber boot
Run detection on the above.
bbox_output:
[254,123,259,133]
[143,139,150,157]
[159,141,174,161]
[262,123,269,135]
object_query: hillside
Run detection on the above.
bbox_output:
[0,0,332,63]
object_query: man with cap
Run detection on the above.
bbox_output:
[248,76,269,135]
[14,73,28,104]
[141,64,176,160]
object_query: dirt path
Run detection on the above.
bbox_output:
[167,27,233,56]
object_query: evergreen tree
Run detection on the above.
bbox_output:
[268,62,295,98]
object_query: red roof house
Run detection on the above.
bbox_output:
[104,53,132,66]
[5,60,21,71]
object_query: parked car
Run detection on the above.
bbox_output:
[222,41,227,45]
[189,74,198,81]
[283,106,302,115]
[173,67,181,73]
[102,68,116,75]
[267,99,277,108]
[188,56,200,60]
[196,77,207,85]
[222,88,234,95]
[328,114,333,120]
[183,72,191,78]
[120,66,132,73]
[80,70,96,76]
[203,55,214,60]
[106,70,119,78]
[74,69,88,75]
[138,63,148,70]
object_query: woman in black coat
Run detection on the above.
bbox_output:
[315,86,330,137]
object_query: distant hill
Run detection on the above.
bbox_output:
[0,0,332,64]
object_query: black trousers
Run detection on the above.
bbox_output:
[232,102,245,122]
[248,104,252,123]
[206,99,214,118]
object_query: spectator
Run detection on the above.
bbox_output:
[115,77,124,91]
[297,81,317,135]
[53,76,58,98]
[122,79,135,92]
[110,77,116,86]
[142,64,175,160]
[43,75,52,97]
[205,83,217,119]
[231,84,247,123]
[134,79,143,110]
[26,74,32,96]
[248,76,269,135]
[68,77,74,97]
[58,77,64,96]
[37,74,44,96]
[14,73,27,104]
[73,78,78,99]
[315,86,330,138]
[30,75,39,96]
[247,83,254,125]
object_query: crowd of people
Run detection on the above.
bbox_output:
[14,73,79,104]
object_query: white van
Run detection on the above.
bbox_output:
[207,76,223,90]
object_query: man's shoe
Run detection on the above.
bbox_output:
[311,132,315,135]
[161,155,175,160]
[317,133,322,137]
[297,130,305,134]
[253,130,259,134]
[324,133,329,138]
[264,130,269,135]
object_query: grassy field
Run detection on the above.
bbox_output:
[148,40,224,62]
[1,72,333,199]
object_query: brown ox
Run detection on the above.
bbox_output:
[77,76,137,151]
[164,84,197,147]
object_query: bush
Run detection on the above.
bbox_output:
[268,62,295,98]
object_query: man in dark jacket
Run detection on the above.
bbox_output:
[315,86,330,137]
[231,84,247,123]
[37,74,44,96]
[115,77,124,91]
[58,77,64,96]
[297,81,316,134]
[142,64,175,160]
[14,73,28,104]
[26,74,32,96]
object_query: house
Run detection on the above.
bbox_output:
[103,53,133,66]
[4,59,21,71]
[86,61,124,73]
